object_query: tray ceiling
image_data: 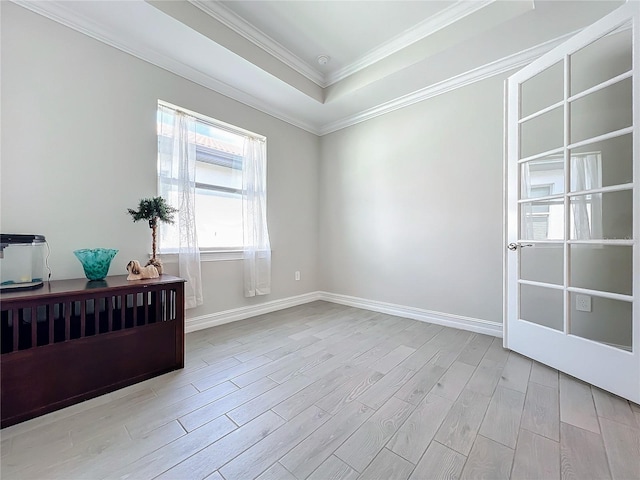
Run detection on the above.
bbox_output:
[14,0,625,135]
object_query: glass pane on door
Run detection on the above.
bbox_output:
[521,61,564,118]
[570,134,632,190]
[521,244,563,285]
[569,293,632,351]
[570,22,632,95]
[520,107,564,158]
[521,199,564,240]
[570,245,633,295]
[570,77,632,144]
[569,190,632,240]
[520,284,563,331]
[521,155,565,199]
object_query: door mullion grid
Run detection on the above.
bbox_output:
[563,53,571,337]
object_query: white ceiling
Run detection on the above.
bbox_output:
[15,0,626,135]
[217,0,459,79]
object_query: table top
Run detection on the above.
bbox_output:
[0,275,185,302]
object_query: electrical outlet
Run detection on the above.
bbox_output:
[576,294,591,312]
[295,271,300,281]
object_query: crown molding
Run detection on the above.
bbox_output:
[325,0,495,86]
[12,0,322,136]
[190,0,496,88]
[190,0,326,87]
[318,30,578,135]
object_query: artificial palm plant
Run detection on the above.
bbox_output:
[127,196,178,273]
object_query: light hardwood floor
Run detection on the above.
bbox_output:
[1,301,639,479]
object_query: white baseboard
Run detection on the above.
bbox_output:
[185,292,321,333]
[186,290,503,338]
[318,292,503,338]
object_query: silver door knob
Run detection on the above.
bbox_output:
[507,242,533,251]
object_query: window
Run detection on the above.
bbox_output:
[157,102,271,297]
[190,123,244,249]
[157,103,264,252]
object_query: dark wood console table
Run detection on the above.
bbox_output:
[0,275,185,428]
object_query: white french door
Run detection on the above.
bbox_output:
[506,3,639,403]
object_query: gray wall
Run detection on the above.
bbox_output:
[318,75,507,323]
[0,3,320,320]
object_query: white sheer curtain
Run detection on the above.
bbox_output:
[242,137,271,297]
[158,105,203,309]
[571,153,602,239]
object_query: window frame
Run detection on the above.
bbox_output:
[156,101,266,260]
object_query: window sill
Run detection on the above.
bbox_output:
[154,250,243,263]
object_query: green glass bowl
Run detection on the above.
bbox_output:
[73,248,118,281]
